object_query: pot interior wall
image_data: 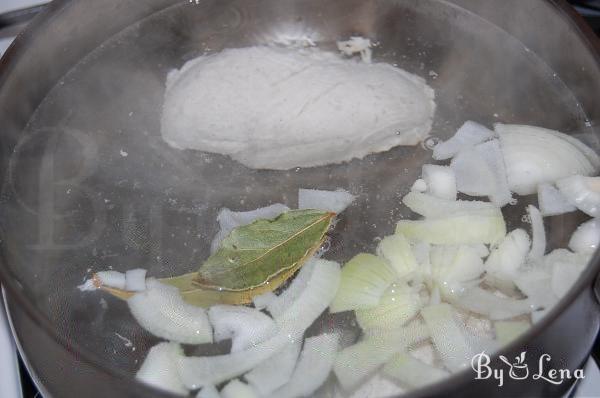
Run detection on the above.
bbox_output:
[0,0,598,396]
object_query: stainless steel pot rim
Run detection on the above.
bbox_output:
[0,1,598,397]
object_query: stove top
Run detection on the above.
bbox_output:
[1,1,600,397]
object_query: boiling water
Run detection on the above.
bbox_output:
[2,0,595,395]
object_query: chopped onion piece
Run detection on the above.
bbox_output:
[383,352,450,388]
[270,334,339,398]
[495,124,599,195]
[334,340,400,391]
[537,183,576,217]
[402,192,496,219]
[495,320,530,345]
[396,208,506,245]
[549,256,587,298]
[450,287,534,320]
[433,120,495,161]
[298,188,355,213]
[177,260,340,389]
[221,380,258,398]
[450,140,511,206]
[376,234,418,278]
[513,269,556,309]
[531,308,550,323]
[329,253,396,313]
[267,258,317,318]
[412,241,431,267]
[421,303,487,371]
[476,140,512,206]
[252,292,277,310]
[208,305,277,352]
[430,245,484,296]
[196,386,221,398]
[245,342,301,396]
[96,271,126,290]
[422,164,457,201]
[136,342,187,396]
[569,218,600,254]
[527,205,546,260]
[556,175,600,217]
[340,375,405,398]
[196,385,221,398]
[411,179,427,192]
[402,191,495,219]
[485,228,530,283]
[335,322,429,391]
[125,268,147,292]
[128,280,212,344]
[450,147,494,195]
[355,284,423,330]
[211,204,290,252]
[470,243,490,258]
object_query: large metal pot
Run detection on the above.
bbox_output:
[1,0,600,397]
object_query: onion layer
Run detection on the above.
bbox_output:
[128,280,212,345]
[496,124,599,195]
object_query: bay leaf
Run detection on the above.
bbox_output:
[99,261,305,307]
[195,209,335,291]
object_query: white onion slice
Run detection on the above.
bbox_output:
[430,245,485,297]
[221,380,258,398]
[269,334,339,398]
[298,188,355,213]
[211,204,290,252]
[450,287,534,320]
[329,253,396,313]
[551,261,585,298]
[513,269,556,309]
[485,228,530,283]
[545,249,590,298]
[208,305,277,352]
[245,342,301,396]
[397,208,506,245]
[527,205,546,261]
[340,375,405,398]
[537,183,576,217]
[450,146,495,197]
[569,218,600,254]
[421,164,457,201]
[252,292,277,310]
[476,140,512,206]
[556,175,600,217]
[421,303,482,371]
[402,191,495,219]
[334,322,428,391]
[136,342,187,396]
[355,284,423,330]
[411,179,427,192]
[128,280,212,344]
[376,234,418,278]
[383,352,450,388]
[495,321,530,345]
[495,124,598,195]
[125,268,147,292]
[450,140,511,206]
[433,120,495,161]
[96,271,126,289]
[177,259,340,389]
[267,258,317,318]
[196,386,221,398]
